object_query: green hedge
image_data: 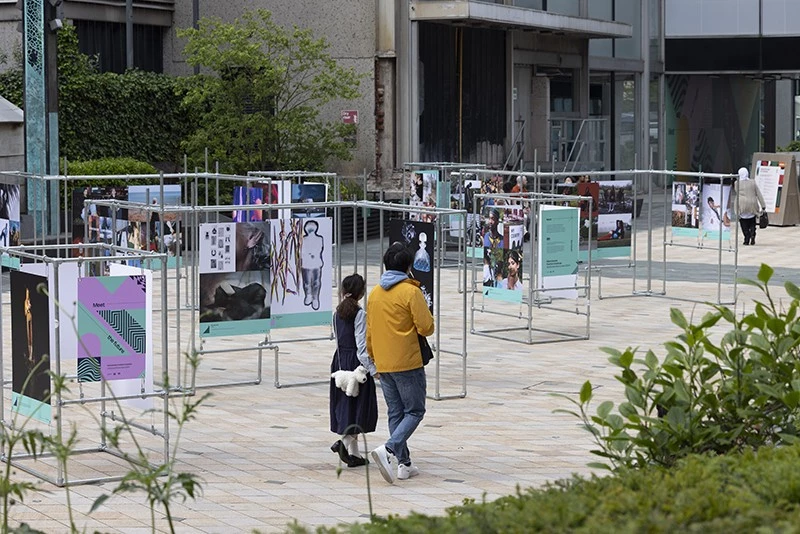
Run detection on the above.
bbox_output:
[294,445,800,533]
[0,25,194,166]
[59,68,192,163]
[64,157,157,176]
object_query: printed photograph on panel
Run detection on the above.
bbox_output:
[389,219,434,311]
[233,186,264,222]
[409,170,438,222]
[11,270,51,422]
[481,205,524,292]
[595,180,633,248]
[199,221,271,337]
[699,182,732,234]
[0,184,21,246]
[291,183,328,218]
[200,270,270,325]
[672,180,701,229]
[127,185,182,256]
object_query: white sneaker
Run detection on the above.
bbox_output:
[370,445,396,484]
[397,463,420,480]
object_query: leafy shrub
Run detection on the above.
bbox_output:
[64,157,157,177]
[0,69,22,108]
[287,444,800,533]
[779,140,800,152]
[557,263,800,470]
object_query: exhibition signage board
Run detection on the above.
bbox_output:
[409,170,439,222]
[751,152,800,226]
[269,217,333,329]
[538,205,579,299]
[77,275,147,383]
[108,264,154,410]
[555,180,631,260]
[0,183,21,268]
[389,219,435,312]
[233,180,290,221]
[199,222,272,337]
[481,203,525,302]
[10,270,51,423]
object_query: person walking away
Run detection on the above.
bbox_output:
[329,273,377,467]
[367,242,435,484]
[733,167,766,246]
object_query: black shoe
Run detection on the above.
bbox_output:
[331,440,352,465]
[347,455,368,468]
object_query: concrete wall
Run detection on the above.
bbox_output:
[165,1,377,176]
[0,6,22,73]
[0,122,23,171]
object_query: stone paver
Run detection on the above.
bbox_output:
[3,209,797,533]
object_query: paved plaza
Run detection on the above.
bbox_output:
[4,206,800,533]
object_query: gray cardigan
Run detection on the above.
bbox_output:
[733,179,765,218]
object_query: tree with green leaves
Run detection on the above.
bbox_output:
[179,9,363,175]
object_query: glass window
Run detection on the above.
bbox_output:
[514,0,545,9]
[589,0,613,57]
[616,75,637,169]
[649,0,662,64]
[550,75,574,114]
[614,0,641,59]
[545,0,580,16]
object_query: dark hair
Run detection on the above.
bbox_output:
[489,208,501,221]
[336,273,366,320]
[508,249,522,265]
[383,242,413,273]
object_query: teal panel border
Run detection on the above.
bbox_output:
[11,392,51,424]
[483,286,523,303]
[199,318,270,338]
[1,256,20,269]
[270,311,332,330]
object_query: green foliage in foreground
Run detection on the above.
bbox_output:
[559,263,800,470]
[289,444,800,533]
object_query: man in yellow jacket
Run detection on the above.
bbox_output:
[367,242,435,484]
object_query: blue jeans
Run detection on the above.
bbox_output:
[380,367,426,465]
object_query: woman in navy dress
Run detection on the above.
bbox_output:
[330,273,378,467]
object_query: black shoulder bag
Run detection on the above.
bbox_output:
[418,334,434,366]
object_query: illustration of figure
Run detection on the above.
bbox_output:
[271,220,300,305]
[0,222,7,247]
[401,221,416,244]
[413,232,431,272]
[24,287,33,362]
[301,220,324,310]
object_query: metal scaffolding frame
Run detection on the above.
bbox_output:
[465,185,592,345]
[0,244,172,487]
